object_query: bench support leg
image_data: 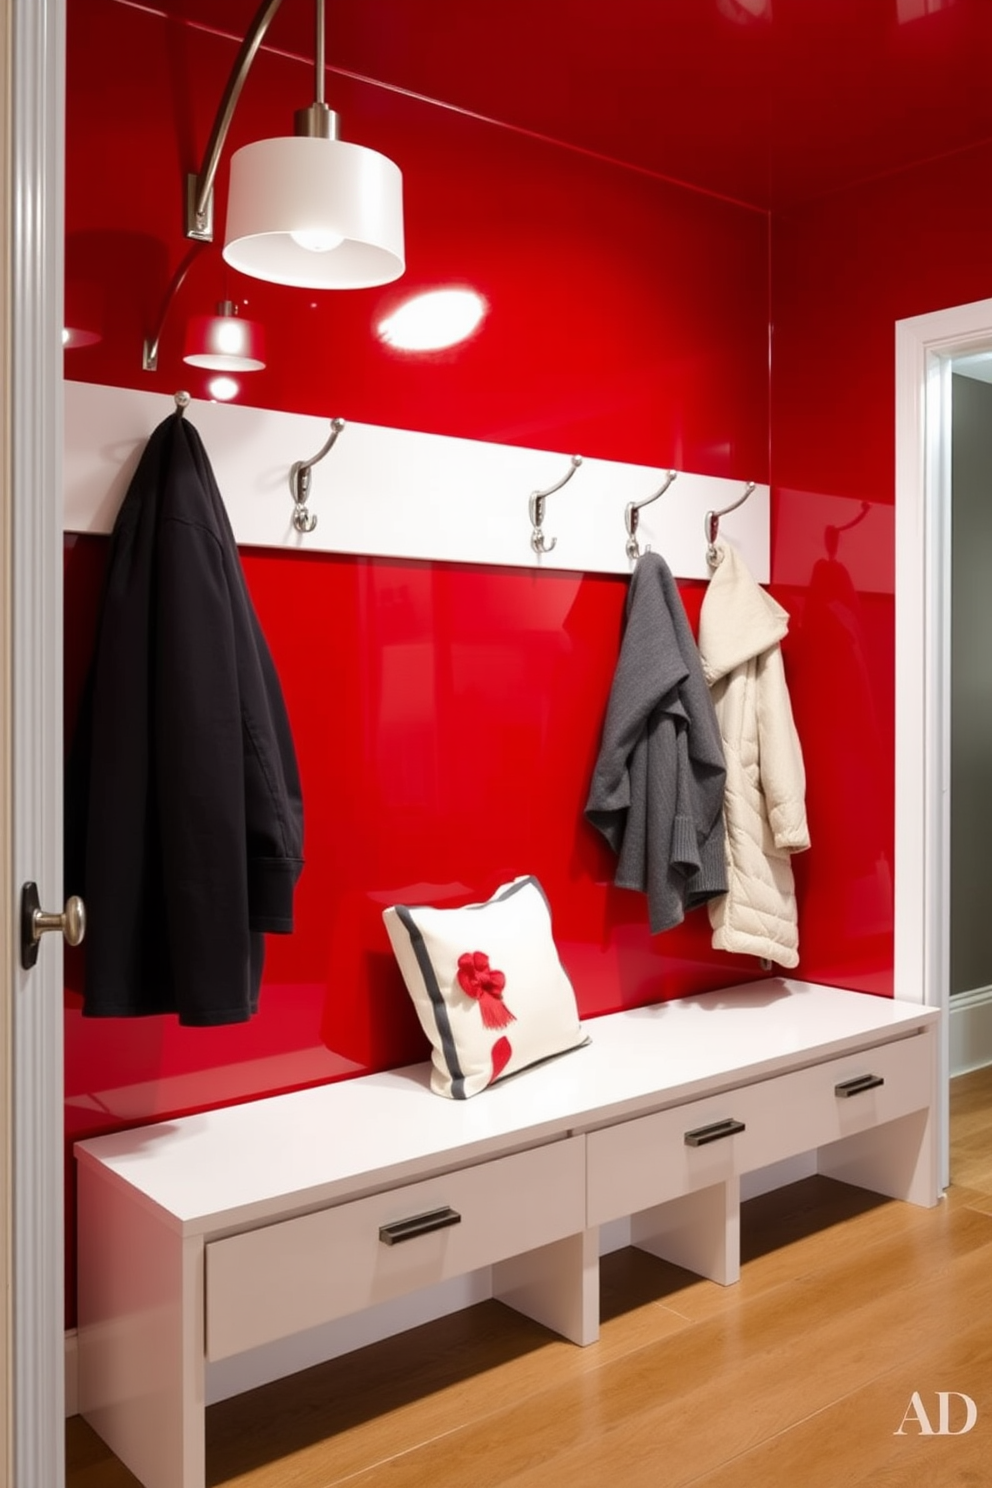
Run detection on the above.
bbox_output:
[77,1165,205,1488]
[817,1106,940,1207]
[630,1180,740,1286]
[492,1227,600,1345]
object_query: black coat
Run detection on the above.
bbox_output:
[67,410,304,1025]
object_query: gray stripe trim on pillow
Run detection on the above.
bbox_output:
[466,875,537,908]
[395,905,468,1100]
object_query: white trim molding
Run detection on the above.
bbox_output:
[0,0,13,1473]
[9,0,67,1483]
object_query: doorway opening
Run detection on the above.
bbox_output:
[895,294,992,1190]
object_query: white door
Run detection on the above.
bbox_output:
[3,1,68,1484]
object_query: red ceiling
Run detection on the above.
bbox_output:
[137,0,992,210]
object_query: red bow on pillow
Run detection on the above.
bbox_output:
[456,951,516,1030]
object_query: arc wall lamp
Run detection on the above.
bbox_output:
[141,245,266,373]
[186,0,405,289]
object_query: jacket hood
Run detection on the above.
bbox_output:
[697,540,790,683]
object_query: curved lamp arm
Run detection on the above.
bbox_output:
[142,244,204,370]
[186,0,287,242]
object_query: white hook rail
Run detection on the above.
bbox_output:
[64,383,770,582]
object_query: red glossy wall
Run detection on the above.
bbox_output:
[769,140,992,994]
[62,3,773,1316]
[64,549,756,1113]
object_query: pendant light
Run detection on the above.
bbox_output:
[186,0,404,291]
[141,246,266,375]
[183,301,266,371]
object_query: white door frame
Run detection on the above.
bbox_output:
[1,1,12,1475]
[895,295,992,1192]
[6,0,66,1483]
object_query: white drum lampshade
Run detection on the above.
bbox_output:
[222,135,405,290]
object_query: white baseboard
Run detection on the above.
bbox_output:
[949,984,992,1075]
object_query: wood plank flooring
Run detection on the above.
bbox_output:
[67,1065,992,1487]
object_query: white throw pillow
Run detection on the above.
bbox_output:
[383,876,588,1099]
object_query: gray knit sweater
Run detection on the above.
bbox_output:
[585,552,728,932]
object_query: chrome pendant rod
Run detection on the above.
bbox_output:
[186,0,286,242]
[296,0,336,138]
[315,0,325,104]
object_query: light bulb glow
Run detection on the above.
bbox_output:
[215,320,246,355]
[290,227,345,254]
[377,290,486,352]
[208,375,240,401]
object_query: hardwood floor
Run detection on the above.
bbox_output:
[67,1066,992,1487]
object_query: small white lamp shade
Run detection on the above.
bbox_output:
[183,305,266,371]
[223,135,405,289]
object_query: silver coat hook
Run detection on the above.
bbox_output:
[529,454,582,554]
[174,390,190,418]
[290,417,345,534]
[625,469,677,560]
[705,480,756,565]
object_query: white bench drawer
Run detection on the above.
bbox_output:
[587,1030,933,1226]
[205,1135,586,1360]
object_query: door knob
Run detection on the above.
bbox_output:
[20,881,86,970]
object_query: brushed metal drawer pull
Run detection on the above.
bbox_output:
[684,1118,746,1147]
[378,1206,462,1245]
[835,1073,885,1098]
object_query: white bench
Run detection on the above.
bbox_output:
[74,978,940,1488]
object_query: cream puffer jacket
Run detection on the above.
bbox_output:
[697,541,810,968]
